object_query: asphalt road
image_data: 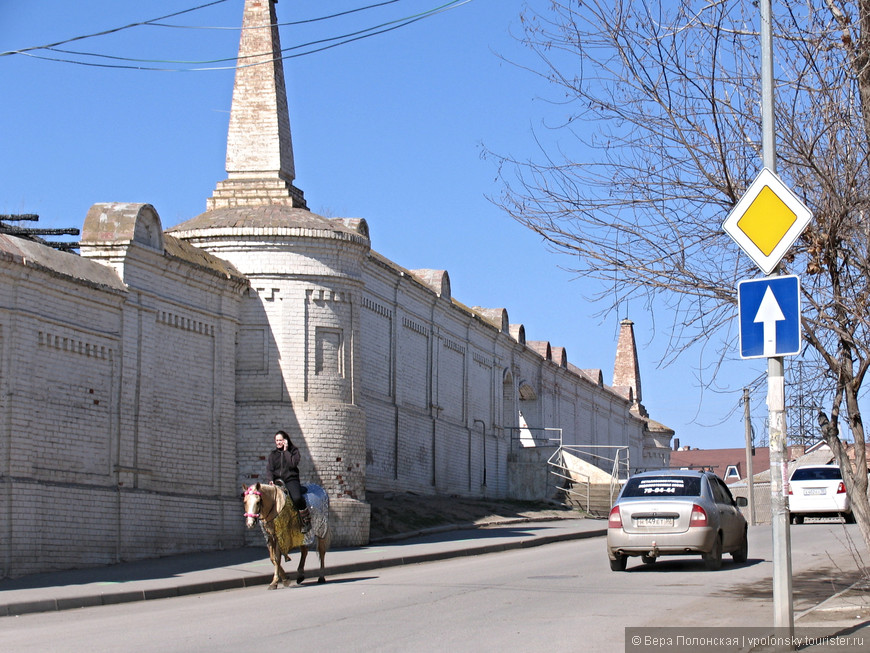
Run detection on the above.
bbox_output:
[2,522,864,652]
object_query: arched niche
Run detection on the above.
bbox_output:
[518,381,537,401]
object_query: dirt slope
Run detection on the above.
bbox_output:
[367,491,588,541]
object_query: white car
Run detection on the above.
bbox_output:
[788,464,855,524]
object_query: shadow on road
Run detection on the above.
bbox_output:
[622,558,764,573]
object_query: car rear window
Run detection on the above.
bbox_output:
[621,476,702,497]
[790,467,842,481]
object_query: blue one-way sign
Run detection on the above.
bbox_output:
[737,276,801,359]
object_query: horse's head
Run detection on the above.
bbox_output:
[243,483,263,529]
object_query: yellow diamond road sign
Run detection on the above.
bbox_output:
[723,167,812,275]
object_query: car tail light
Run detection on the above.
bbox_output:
[689,504,708,527]
[787,485,793,495]
[837,481,847,494]
[608,506,623,528]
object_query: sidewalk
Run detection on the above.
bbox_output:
[0,516,604,617]
[792,578,870,652]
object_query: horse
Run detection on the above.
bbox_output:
[242,482,330,589]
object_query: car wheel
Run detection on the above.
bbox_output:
[843,511,856,524]
[704,533,723,571]
[792,514,804,525]
[609,555,627,572]
[641,555,656,565]
[732,528,748,564]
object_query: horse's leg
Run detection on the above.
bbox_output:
[278,553,290,588]
[317,535,327,584]
[296,545,308,585]
[267,543,280,590]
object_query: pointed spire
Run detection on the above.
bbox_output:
[207,0,306,210]
[614,318,647,416]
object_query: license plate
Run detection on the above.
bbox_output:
[636,517,674,527]
[804,488,826,496]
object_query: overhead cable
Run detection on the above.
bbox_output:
[0,0,230,58]
[5,0,474,72]
[148,0,405,30]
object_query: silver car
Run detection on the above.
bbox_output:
[606,469,749,571]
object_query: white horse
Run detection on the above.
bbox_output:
[242,482,330,589]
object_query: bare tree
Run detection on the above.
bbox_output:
[490,0,870,551]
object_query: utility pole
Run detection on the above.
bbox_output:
[760,0,794,636]
[743,388,756,526]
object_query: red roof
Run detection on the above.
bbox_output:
[669,447,771,483]
[670,442,868,483]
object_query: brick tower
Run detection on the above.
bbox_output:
[169,0,370,545]
[613,318,648,417]
[207,0,306,210]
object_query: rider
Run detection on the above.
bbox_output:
[266,430,311,533]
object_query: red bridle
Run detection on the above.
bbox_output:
[243,487,262,519]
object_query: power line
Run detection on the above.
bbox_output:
[0,0,230,58]
[149,0,405,30]
[2,0,473,71]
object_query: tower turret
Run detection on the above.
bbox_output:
[170,0,370,546]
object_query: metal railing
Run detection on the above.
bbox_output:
[551,445,631,513]
[507,426,630,513]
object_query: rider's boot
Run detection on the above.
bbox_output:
[299,508,311,534]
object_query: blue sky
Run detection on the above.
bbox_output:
[0,0,775,452]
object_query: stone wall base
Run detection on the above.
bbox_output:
[329,497,371,547]
[507,448,554,501]
[0,480,245,580]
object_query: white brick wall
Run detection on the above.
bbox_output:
[0,209,246,579]
[359,252,649,498]
[0,199,657,577]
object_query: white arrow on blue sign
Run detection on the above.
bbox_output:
[737,275,801,359]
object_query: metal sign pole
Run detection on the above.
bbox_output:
[761,0,794,635]
[769,357,794,632]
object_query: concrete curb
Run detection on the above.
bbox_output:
[794,577,870,622]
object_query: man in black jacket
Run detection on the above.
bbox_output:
[266,430,310,533]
